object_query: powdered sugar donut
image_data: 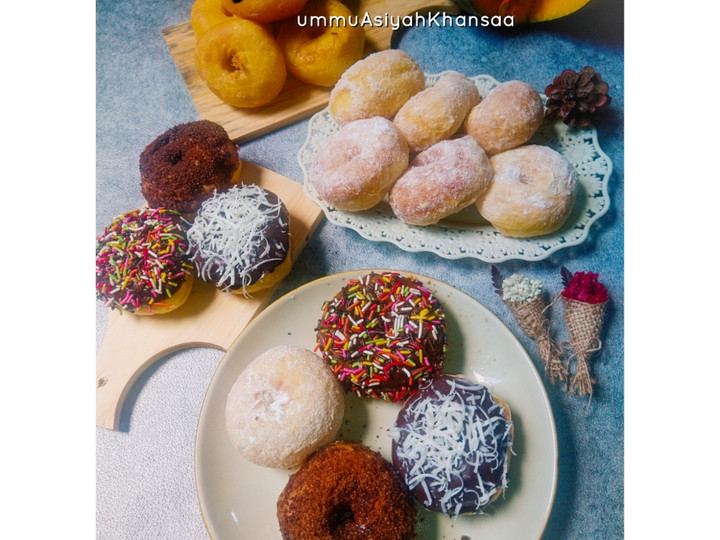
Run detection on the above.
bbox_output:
[328,50,425,126]
[464,80,544,155]
[394,71,480,153]
[225,345,344,469]
[309,117,409,211]
[477,145,577,238]
[389,135,493,226]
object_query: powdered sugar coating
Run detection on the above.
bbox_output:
[478,145,577,238]
[225,345,345,469]
[464,80,544,155]
[328,50,425,125]
[309,117,409,211]
[389,136,493,226]
[394,71,481,153]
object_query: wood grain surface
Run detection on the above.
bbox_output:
[162,0,457,142]
[96,162,323,430]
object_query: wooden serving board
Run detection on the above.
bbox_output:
[162,0,457,142]
[96,162,323,430]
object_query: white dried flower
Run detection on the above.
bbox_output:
[502,273,542,302]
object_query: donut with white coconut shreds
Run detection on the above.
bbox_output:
[389,374,514,516]
[187,184,292,295]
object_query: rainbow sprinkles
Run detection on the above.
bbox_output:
[315,271,447,402]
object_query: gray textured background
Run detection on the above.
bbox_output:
[96,1,624,538]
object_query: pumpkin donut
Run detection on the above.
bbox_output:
[277,0,365,87]
[190,0,236,39]
[220,0,308,23]
[195,18,286,108]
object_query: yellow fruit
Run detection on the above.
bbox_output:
[452,0,593,23]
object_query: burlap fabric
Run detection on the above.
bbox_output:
[506,295,567,385]
[562,297,607,397]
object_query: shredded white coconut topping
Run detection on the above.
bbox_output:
[187,185,286,292]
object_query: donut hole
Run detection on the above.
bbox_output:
[327,503,355,534]
[221,50,248,74]
[168,150,183,165]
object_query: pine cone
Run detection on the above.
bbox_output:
[545,67,611,128]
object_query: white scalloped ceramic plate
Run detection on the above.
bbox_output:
[195,270,558,539]
[298,73,612,262]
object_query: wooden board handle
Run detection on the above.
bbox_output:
[96,162,324,430]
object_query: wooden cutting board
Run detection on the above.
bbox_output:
[96,162,323,430]
[162,0,457,142]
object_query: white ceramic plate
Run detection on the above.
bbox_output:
[195,270,558,539]
[298,73,612,262]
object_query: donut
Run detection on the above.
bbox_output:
[328,50,426,126]
[389,135,493,226]
[190,0,236,39]
[187,184,292,295]
[477,144,578,237]
[139,120,241,214]
[277,441,416,540]
[195,18,286,108]
[309,117,409,211]
[96,208,194,315]
[393,71,481,153]
[389,374,514,516]
[225,346,344,469]
[315,271,447,402]
[277,0,365,88]
[220,0,308,23]
[464,80,544,155]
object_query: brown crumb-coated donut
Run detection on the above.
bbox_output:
[140,120,241,213]
[477,144,578,237]
[464,80,544,155]
[328,50,425,126]
[277,441,416,540]
[394,71,481,153]
[309,117,409,211]
[389,135,493,226]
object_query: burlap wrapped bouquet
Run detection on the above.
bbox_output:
[559,267,609,399]
[492,267,567,385]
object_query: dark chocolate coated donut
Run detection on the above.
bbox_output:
[390,374,513,516]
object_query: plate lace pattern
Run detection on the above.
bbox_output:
[298,73,612,262]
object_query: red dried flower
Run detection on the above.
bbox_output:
[561,268,608,304]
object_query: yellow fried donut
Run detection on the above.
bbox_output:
[190,0,236,39]
[464,80,544,155]
[195,19,286,108]
[328,50,426,126]
[477,145,578,238]
[394,71,480,153]
[220,0,308,23]
[277,0,365,87]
